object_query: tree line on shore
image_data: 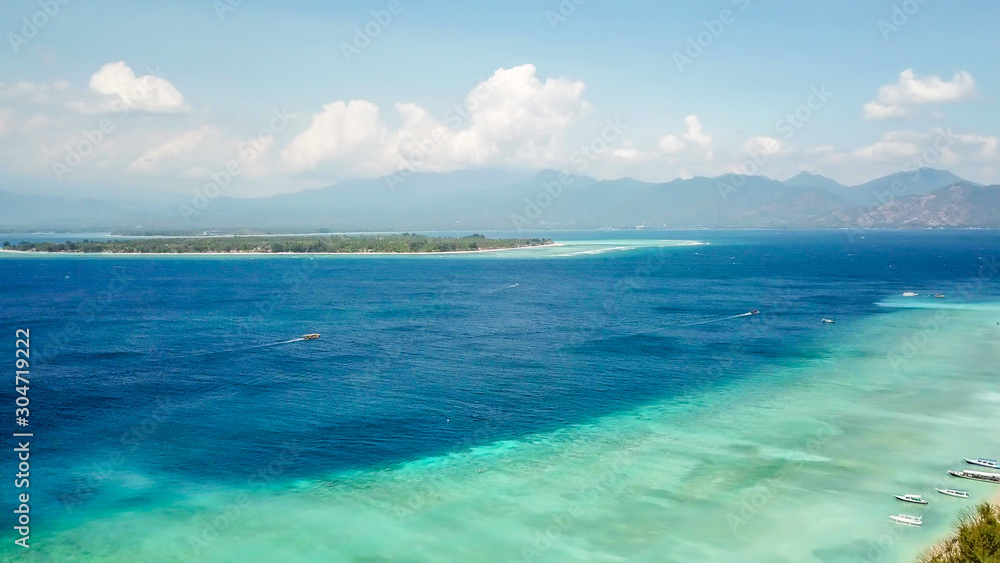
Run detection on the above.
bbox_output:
[3,234,553,254]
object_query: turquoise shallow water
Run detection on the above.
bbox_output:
[20,302,1000,562]
[2,231,998,562]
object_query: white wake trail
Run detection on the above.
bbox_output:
[676,311,755,328]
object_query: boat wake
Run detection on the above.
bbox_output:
[676,310,760,328]
[209,337,307,355]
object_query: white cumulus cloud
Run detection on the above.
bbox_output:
[649,115,713,159]
[0,80,70,105]
[852,131,923,161]
[126,126,215,174]
[864,70,976,120]
[1,63,189,115]
[280,100,387,174]
[682,115,712,149]
[743,136,783,156]
[657,134,686,154]
[280,64,588,175]
[81,62,189,114]
[949,131,999,158]
[0,109,11,136]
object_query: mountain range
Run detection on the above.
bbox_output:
[1,168,997,233]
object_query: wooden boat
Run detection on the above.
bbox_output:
[302,334,320,340]
[965,458,999,469]
[889,514,922,527]
[936,488,969,498]
[894,494,928,505]
[949,469,1000,484]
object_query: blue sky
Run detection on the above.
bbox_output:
[1,0,997,198]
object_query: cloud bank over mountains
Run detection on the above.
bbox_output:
[0,62,996,198]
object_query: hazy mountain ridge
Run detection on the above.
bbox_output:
[816,182,1000,228]
[1,168,997,232]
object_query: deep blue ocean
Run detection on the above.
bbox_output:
[2,230,999,528]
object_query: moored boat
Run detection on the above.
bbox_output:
[949,469,1000,484]
[889,514,922,527]
[935,488,970,498]
[965,458,999,469]
[902,292,918,297]
[894,494,928,504]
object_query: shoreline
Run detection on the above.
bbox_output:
[0,242,563,257]
[0,240,706,257]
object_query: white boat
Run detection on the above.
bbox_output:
[894,494,928,504]
[949,469,1000,484]
[965,458,999,469]
[822,319,835,324]
[889,514,923,527]
[902,292,918,297]
[936,488,970,498]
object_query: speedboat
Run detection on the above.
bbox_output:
[965,458,999,469]
[894,494,928,505]
[302,334,321,340]
[902,292,918,297]
[822,319,835,324]
[889,514,922,527]
[933,294,946,299]
[936,488,970,498]
[749,310,760,315]
[949,469,1000,483]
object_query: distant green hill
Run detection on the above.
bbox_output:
[816,182,1000,228]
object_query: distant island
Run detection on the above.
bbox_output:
[2,234,554,254]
